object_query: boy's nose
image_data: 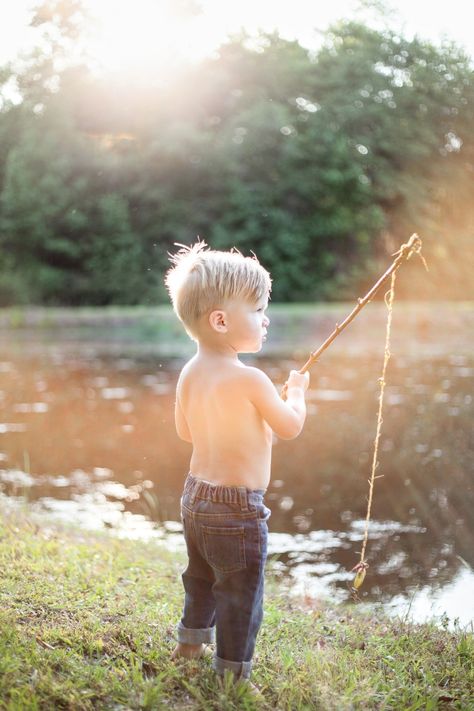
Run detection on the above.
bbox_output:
[263,315,270,327]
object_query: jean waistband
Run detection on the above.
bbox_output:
[184,472,266,510]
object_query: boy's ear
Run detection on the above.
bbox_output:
[209,309,228,333]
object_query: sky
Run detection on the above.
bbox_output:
[1,0,473,74]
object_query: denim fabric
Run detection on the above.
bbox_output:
[176,473,271,680]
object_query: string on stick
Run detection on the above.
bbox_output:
[351,270,397,596]
[280,233,428,596]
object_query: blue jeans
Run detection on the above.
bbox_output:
[176,473,271,680]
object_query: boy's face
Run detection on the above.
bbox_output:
[223,295,270,354]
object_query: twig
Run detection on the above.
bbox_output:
[297,233,425,375]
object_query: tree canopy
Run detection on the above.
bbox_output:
[0,2,472,305]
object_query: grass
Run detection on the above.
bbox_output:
[1,513,473,710]
[1,302,473,327]
[1,302,473,359]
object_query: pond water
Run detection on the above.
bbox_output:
[0,333,473,628]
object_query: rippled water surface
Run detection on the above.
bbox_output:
[1,334,473,626]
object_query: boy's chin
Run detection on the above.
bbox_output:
[237,337,265,354]
[248,342,264,354]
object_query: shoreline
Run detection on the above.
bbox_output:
[1,510,473,709]
[3,496,473,631]
[0,302,473,359]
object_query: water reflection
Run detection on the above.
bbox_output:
[0,350,473,625]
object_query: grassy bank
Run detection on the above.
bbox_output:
[0,303,473,358]
[1,302,474,329]
[1,514,473,710]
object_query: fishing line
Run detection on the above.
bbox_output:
[283,234,428,595]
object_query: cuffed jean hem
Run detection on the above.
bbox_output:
[176,621,215,645]
[213,655,252,680]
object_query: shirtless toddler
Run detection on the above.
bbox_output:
[164,241,309,685]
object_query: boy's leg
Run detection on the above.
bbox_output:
[213,557,265,679]
[175,521,216,651]
[211,512,268,680]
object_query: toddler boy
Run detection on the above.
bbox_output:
[164,241,309,685]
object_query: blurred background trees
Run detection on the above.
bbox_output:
[0,0,472,305]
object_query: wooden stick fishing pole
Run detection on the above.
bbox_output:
[289,233,424,380]
[281,232,426,597]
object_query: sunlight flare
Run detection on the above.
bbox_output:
[84,0,220,75]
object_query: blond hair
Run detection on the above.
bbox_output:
[164,240,272,340]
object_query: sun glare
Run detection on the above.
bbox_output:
[83,0,222,77]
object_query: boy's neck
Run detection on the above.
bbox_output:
[196,339,239,361]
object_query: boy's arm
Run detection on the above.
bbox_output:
[174,367,192,442]
[246,367,309,440]
[174,366,192,443]
[175,396,192,443]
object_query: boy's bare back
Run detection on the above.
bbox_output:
[177,354,273,489]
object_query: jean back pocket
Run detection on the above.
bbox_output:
[202,525,246,574]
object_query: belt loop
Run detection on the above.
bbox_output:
[189,477,197,505]
[238,487,248,512]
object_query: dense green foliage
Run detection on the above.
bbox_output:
[0,1,473,305]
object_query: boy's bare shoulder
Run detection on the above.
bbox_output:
[175,356,197,397]
[223,363,270,389]
[238,364,276,393]
[177,356,196,378]
[178,358,271,391]
[221,363,275,402]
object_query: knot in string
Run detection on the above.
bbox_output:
[392,233,429,272]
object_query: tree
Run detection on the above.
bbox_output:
[0,2,473,304]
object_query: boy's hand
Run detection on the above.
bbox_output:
[282,370,309,400]
[287,369,310,391]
